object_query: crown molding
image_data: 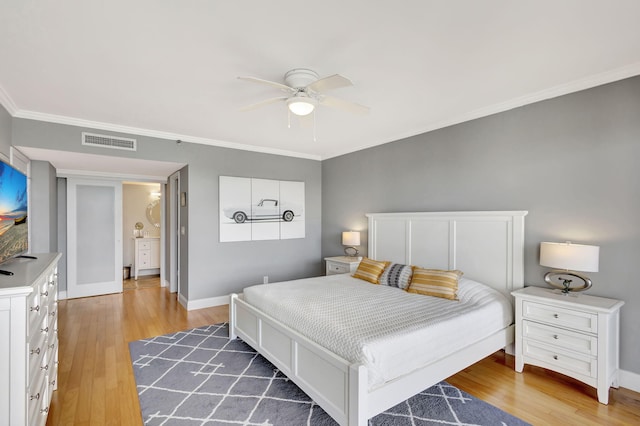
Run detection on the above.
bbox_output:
[321,62,640,160]
[12,110,322,161]
[0,84,18,115]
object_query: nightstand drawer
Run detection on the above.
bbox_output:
[328,263,350,274]
[325,256,361,276]
[522,320,597,356]
[522,300,597,333]
[523,339,596,378]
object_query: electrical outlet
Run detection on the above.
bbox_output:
[263,276,269,284]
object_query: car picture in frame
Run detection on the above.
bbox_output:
[219,176,305,242]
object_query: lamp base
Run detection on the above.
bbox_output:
[344,246,359,257]
[544,270,592,294]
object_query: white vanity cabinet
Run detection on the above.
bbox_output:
[0,253,61,426]
[134,237,160,280]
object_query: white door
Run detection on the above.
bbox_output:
[67,178,123,299]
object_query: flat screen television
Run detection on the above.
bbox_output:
[0,160,28,264]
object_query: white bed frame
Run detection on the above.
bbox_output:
[230,211,527,426]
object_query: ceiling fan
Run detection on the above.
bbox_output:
[238,68,369,117]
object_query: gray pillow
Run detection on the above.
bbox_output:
[378,263,413,290]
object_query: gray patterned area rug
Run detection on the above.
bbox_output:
[129,323,530,426]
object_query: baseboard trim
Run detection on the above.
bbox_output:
[184,295,230,311]
[620,369,640,393]
[178,293,188,310]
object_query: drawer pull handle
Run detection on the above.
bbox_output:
[50,310,56,316]
[553,355,559,360]
[30,305,40,312]
[50,379,56,386]
[30,347,41,356]
[41,327,49,333]
[553,313,559,318]
[41,407,49,414]
[49,343,55,349]
[553,334,559,340]
[41,290,49,297]
[30,392,40,401]
[41,364,49,371]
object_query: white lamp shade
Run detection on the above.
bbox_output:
[540,242,599,272]
[342,231,360,246]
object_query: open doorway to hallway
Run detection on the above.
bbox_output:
[123,182,163,287]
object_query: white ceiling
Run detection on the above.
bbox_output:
[1,1,640,161]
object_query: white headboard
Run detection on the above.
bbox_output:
[366,211,528,298]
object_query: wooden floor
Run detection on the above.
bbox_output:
[47,282,640,426]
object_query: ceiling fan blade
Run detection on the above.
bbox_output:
[238,76,294,93]
[306,74,353,93]
[239,97,287,112]
[320,95,370,115]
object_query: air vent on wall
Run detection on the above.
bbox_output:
[82,132,137,151]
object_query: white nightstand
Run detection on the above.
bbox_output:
[324,256,362,275]
[511,286,624,404]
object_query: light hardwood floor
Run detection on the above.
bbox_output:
[47,283,640,425]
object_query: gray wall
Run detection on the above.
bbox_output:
[30,161,58,253]
[56,178,67,292]
[0,103,11,158]
[11,119,323,301]
[322,75,640,375]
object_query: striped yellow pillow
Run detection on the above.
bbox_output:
[352,257,389,284]
[407,267,463,300]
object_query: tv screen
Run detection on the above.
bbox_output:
[0,160,28,264]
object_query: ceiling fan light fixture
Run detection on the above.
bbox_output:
[287,96,317,116]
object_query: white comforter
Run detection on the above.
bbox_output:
[242,274,513,390]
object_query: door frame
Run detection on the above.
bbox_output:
[169,171,180,295]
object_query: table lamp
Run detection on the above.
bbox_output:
[342,231,361,257]
[539,241,599,294]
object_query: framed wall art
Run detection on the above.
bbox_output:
[219,176,305,242]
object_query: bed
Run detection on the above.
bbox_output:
[229,211,528,426]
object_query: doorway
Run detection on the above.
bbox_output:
[122,182,163,288]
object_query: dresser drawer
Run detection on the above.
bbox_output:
[139,241,151,250]
[28,369,48,426]
[48,301,58,328]
[28,316,48,386]
[139,249,151,267]
[523,339,596,379]
[522,320,597,356]
[27,290,42,334]
[522,300,597,333]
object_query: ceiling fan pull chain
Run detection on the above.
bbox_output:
[287,109,291,129]
[313,110,317,142]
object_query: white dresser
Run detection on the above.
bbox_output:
[512,286,624,404]
[133,237,160,280]
[0,253,61,426]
